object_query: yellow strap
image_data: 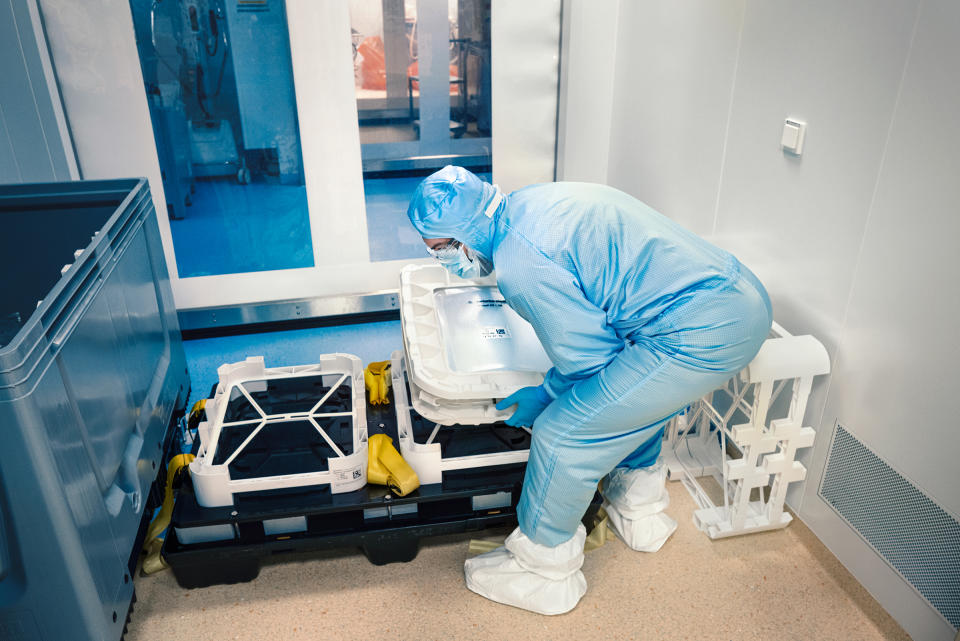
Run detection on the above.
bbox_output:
[367,433,419,496]
[468,538,502,555]
[140,538,166,575]
[583,507,611,552]
[367,432,390,485]
[189,398,206,418]
[363,360,392,406]
[140,453,195,575]
[366,361,390,376]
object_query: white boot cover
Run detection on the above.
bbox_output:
[603,461,678,552]
[463,524,587,615]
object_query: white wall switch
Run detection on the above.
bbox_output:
[781,118,806,155]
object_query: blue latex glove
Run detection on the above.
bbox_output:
[496,385,552,427]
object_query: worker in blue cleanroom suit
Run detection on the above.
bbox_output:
[407,166,772,615]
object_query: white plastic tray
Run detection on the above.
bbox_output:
[407,369,511,426]
[391,350,530,485]
[399,264,550,402]
[189,355,368,507]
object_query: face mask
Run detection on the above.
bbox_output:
[429,241,493,279]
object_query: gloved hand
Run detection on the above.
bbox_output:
[495,385,552,427]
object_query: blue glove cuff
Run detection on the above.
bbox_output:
[534,384,552,405]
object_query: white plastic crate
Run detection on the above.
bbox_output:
[189,355,368,507]
[400,264,550,403]
[391,350,530,485]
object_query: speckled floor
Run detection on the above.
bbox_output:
[126,481,911,641]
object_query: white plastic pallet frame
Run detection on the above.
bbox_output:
[391,350,531,485]
[189,355,368,507]
[663,322,830,539]
[400,264,546,413]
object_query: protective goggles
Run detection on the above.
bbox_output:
[427,240,463,261]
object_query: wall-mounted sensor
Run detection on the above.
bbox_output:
[781,118,806,155]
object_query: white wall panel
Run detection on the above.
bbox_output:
[713,1,918,351]
[491,0,562,192]
[796,3,960,633]
[792,5,960,638]
[605,0,745,234]
[37,0,177,276]
[286,0,369,266]
[807,0,960,516]
[555,0,619,184]
[708,2,919,510]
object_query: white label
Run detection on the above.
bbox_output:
[480,326,512,340]
[334,466,364,483]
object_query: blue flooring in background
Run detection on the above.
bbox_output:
[363,172,492,262]
[170,178,314,278]
[170,173,492,276]
[182,320,403,410]
[364,176,431,262]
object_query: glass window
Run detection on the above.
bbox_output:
[350,0,492,263]
[128,0,313,277]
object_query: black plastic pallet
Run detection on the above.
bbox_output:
[162,383,600,588]
[164,461,609,588]
[164,466,527,587]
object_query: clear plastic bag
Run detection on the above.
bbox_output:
[434,286,553,374]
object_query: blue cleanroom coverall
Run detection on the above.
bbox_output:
[408,167,772,546]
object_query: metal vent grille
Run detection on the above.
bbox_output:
[820,425,960,629]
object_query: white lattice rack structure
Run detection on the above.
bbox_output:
[663,322,830,539]
[189,355,368,507]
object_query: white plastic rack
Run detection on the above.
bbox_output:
[663,322,830,539]
[189,355,368,508]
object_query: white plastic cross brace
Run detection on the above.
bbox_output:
[663,322,830,539]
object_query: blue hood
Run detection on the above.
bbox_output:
[406,165,504,258]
